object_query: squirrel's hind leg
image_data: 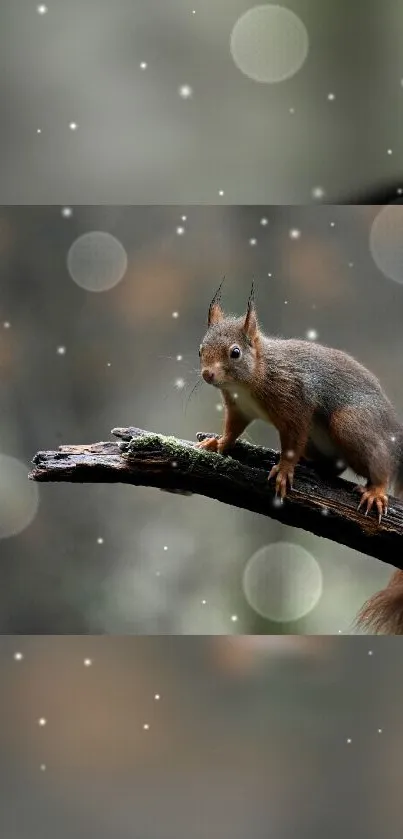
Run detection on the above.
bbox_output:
[329,407,391,523]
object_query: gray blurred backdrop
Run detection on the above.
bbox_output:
[2,0,403,204]
[1,204,403,633]
[0,635,402,839]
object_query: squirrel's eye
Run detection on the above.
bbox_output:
[229,345,242,360]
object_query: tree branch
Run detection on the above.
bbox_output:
[29,426,403,572]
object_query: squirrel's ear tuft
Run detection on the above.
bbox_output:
[208,278,225,326]
[243,280,258,339]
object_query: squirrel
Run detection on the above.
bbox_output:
[196,281,403,635]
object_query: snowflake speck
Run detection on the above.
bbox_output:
[140,62,147,70]
[97,537,104,544]
[38,718,47,727]
[143,723,150,730]
[14,652,23,661]
[231,615,238,622]
[175,378,185,390]
[306,329,318,341]
[57,346,66,355]
[61,207,73,218]
[176,226,185,235]
[311,186,325,200]
[69,122,78,131]
[218,189,224,196]
[327,93,335,101]
[289,228,301,239]
[176,354,183,361]
[387,148,393,155]
[40,764,47,771]
[249,238,257,246]
[84,658,93,667]
[36,4,48,13]
[172,311,179,319]
[289,107,295,114]
[260,217,268,226]
[179,85,193,99]
[346,738,352,744]
[3,321,10,329]
[154,694,160,700]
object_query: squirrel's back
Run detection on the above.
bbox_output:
[260,337,397,423]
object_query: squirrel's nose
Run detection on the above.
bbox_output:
[202,369,215,384]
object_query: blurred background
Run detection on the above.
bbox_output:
[1,203,403,633]
[0,634,401,839]
[2,0,403,204]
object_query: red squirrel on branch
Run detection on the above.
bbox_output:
[197,281,403,634]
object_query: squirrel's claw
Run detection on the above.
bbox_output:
[196,437,219,453]
[357,487,388,524]
[268,463,294,500]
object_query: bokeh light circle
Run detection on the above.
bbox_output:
[0,455,39,538]
[242,541,322,622]
[67,232,128,292]
[230,5,309,83]
[369,205,403,284]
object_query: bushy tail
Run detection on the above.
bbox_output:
[356,431,403,634]
[356,570,403,634]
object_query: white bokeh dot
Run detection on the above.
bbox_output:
[179,85,193,98]
[242,542,323,622]
[230,5,309,84]
[67,232,128,292]
[369,205,403,284]
[0,455,39,539]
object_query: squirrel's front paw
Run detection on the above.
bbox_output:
[196,436,232,455]
[268,462,294,499]
[196,437,219,453]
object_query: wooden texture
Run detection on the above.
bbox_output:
[29,426,403,572]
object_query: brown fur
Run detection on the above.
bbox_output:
[198,290,403,634]
[356,570,403,635]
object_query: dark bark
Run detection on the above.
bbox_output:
[30,426,403,572]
